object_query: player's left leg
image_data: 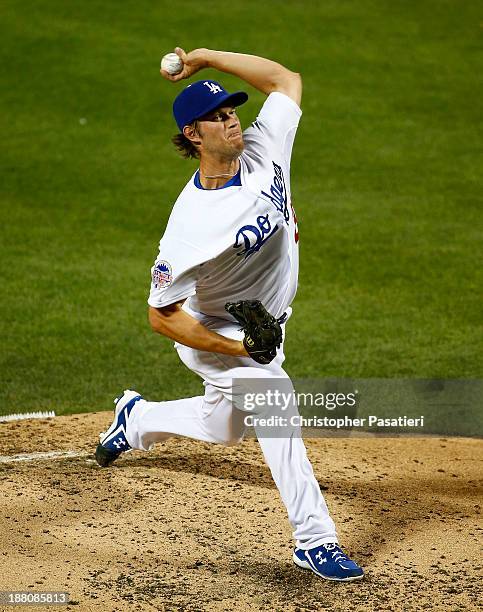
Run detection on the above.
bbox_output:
[253,406,364,580]
[184,343,364,581]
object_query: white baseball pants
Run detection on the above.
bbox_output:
[126,326,338,550]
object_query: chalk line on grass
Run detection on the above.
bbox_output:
[0,411,56,423]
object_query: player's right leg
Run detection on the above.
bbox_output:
[95,344,247,466]
[95,390,143,467]
[126,383,246,450]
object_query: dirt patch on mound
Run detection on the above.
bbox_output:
[0,413,481,611]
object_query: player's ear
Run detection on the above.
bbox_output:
[183,123,202,146]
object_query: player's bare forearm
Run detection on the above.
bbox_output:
[206,50,301,105]
[162,47,302,105]
[148,304,248,357]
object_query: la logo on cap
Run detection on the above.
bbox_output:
[204,81,223,94]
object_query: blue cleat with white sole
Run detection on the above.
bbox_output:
[95,390,143,467]
[293,543,364,581]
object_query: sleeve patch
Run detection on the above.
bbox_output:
[152,261,173,288]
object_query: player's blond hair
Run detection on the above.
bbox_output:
[171,120,201,159]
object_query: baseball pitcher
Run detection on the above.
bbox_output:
[95,47,364,581]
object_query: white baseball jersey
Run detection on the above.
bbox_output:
[148,91,301,325]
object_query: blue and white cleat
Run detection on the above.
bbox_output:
[95,390,143,467]
[293,543,364,581]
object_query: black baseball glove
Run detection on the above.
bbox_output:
[225,300,283,364]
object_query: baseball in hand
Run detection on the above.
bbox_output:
[161,52,184,75]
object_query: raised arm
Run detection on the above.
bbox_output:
[161,47,302,106]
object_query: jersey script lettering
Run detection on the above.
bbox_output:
[261,161,290,224]
[234,214,279,259]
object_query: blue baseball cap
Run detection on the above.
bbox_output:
[173,80,248,132]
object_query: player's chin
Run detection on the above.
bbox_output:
[229,134,244,154]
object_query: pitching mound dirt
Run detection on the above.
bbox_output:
[0,413,481,611]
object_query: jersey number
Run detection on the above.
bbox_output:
[291,202,299,243]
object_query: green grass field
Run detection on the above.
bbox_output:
[1,1,481,415]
